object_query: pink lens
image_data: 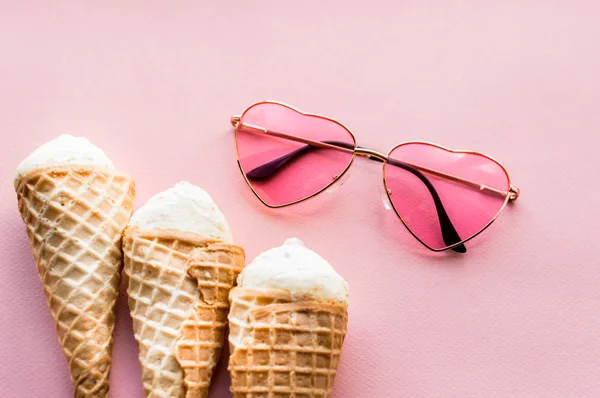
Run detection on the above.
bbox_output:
[384,143,510,250]
[235,102,355,207]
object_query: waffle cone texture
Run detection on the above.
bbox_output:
[15,165,136,397]
[123,226,245,398]
[228,288,348,398]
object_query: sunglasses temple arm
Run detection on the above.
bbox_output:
[245,140,353,180]
[243,137,466,253]
[385,158,466,253]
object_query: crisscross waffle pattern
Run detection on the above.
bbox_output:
[228,288,348,398]
[15,166,135,397]
[123,227,244,398]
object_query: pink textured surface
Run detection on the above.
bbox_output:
[1,2,599,397]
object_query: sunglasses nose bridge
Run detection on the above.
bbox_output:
[354,147,388,162]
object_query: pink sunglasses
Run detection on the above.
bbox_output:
[231,101,520,253]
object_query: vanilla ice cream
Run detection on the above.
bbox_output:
[238,238,349,306]
[14,134,115,188]
[129,181,233,243]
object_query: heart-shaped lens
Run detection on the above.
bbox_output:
[384,142,511,250]
[235,102,356,207]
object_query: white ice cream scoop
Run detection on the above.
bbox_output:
[14,134,115,188]
[238,238,349,306]
[129,181,234,243]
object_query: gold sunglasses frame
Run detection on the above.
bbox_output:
[231,100,520,252]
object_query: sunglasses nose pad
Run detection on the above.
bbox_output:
[326,171,351,194]
[380,183,393,210]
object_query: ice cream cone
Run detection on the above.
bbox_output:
[228,288,348,397]
[227,239,349,398]
[16,164,135,397]
[123,182,244,398]
[123,227,244,397]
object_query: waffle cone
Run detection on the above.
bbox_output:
[15,165,135,397]
[228,288,348,398]
[123,227,245,398]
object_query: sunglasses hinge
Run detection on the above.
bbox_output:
[508,185,520,201]
[230,115,241,128]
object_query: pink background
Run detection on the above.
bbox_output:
[1,2,599,397]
